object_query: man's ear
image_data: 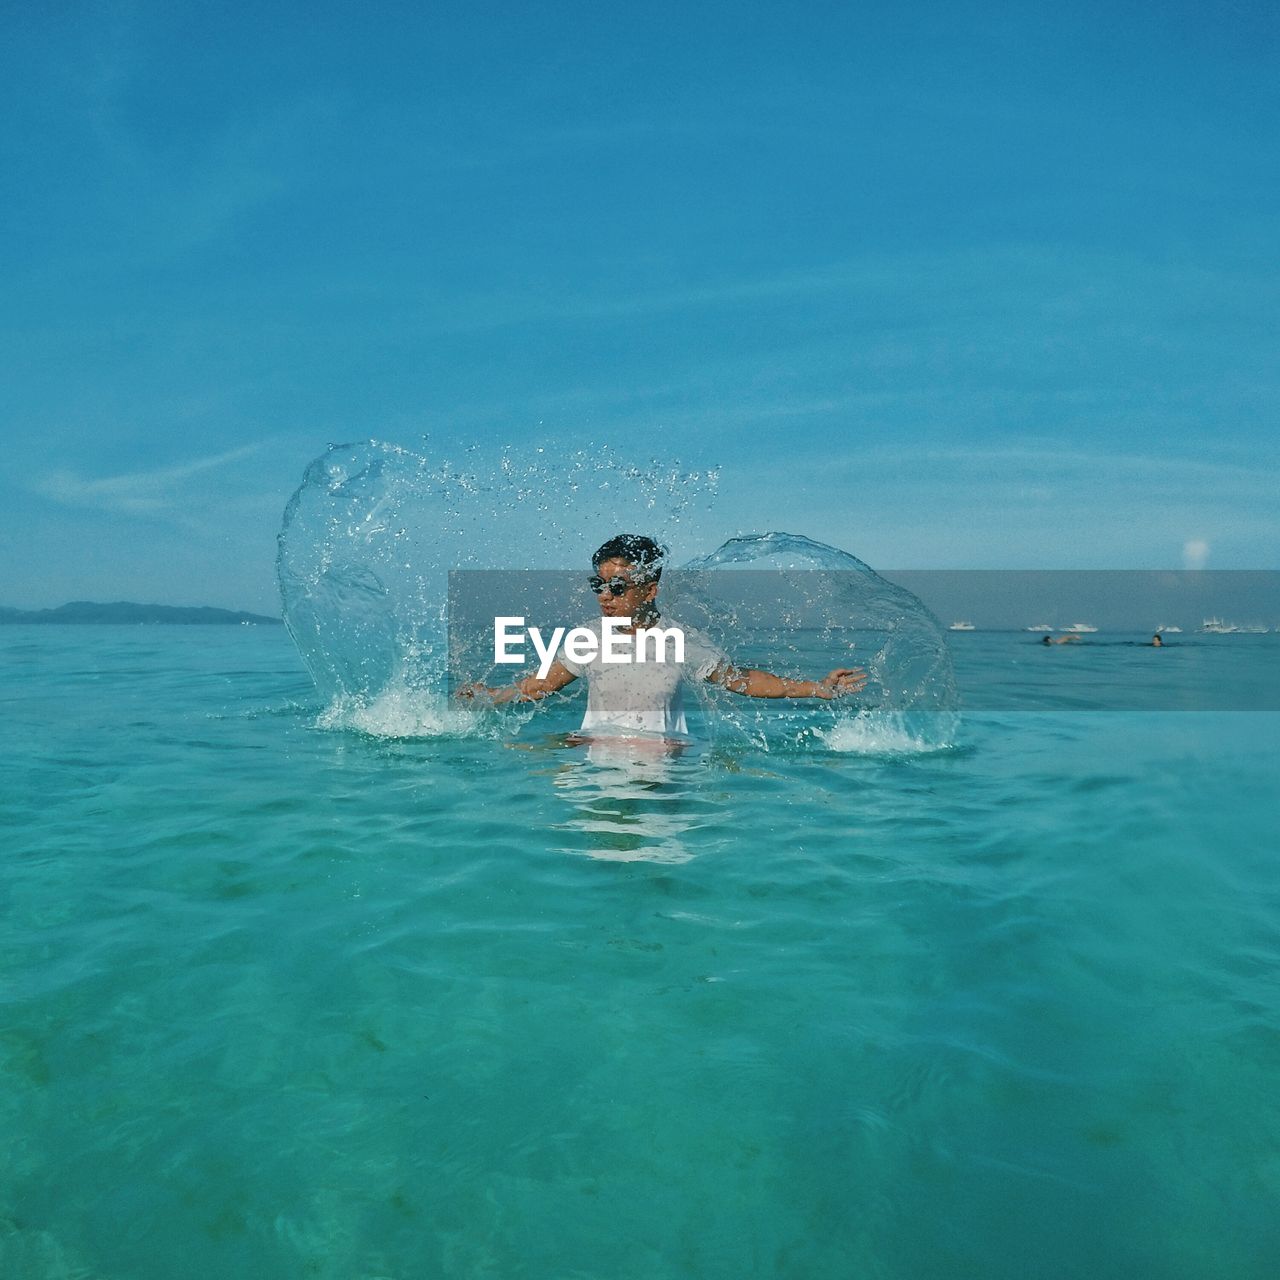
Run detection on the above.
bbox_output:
[642,581,659,603]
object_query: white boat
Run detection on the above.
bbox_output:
[1201,618,1240,633]
[1155,625,1181,633]
[948,621,976,631]
[1060,623,1098,633]
[1025,624,1054,632]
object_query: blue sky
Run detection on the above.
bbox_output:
[2,0,1277,613]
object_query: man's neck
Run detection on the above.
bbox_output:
[615,608,659,634]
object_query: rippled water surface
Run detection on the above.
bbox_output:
[3,626,1279,1279]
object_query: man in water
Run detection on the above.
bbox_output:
[459,534,866,737]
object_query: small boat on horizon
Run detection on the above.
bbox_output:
[1155,625,1182,633]
[1201,618,1240,633]
[1025,624,1054,632]
[1060,623,1098,633]
[948,621,976,631]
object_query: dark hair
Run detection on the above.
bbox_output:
[592,534,666,582]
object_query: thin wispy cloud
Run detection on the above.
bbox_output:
[850,445,1279,486]
[716,443,1279,570]
[397,243,1278,338]
[32,444,262,515]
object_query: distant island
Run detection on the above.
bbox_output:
[0,601,282,625]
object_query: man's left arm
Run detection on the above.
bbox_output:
[708,664,866,699]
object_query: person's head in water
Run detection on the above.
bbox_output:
[1042,634,1052,645]
[1152,633,1163,646]
[590,534,665,627]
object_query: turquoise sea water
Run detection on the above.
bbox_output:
[3,625,1279,1279]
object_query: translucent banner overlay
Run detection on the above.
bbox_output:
[449,570,1280,712]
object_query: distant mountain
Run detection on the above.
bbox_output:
[0,601,282,625]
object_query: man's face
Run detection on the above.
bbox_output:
[593,557,659,621]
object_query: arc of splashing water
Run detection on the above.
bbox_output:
[672,531,959,752]
[277,443,956,749]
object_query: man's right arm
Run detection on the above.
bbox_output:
[458,661,578,704]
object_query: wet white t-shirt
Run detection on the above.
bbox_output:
[557,616,729,736]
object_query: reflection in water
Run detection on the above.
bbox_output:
[550,736,710,863]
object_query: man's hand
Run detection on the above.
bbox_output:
[813,667,867,699]
[455,681,521,705]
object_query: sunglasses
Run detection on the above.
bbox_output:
[589,574,642,596]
